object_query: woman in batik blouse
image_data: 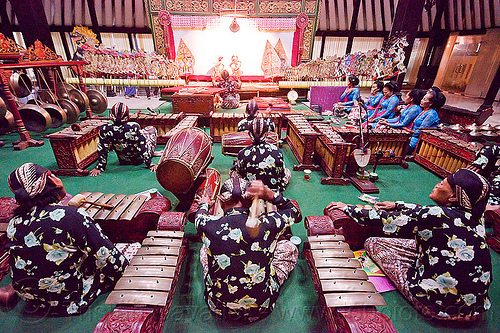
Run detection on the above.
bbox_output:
[7,163,128,316]
[90,102,157,176]
[233,118,289,193]
[214,70,242,109]
[327,169,492,322]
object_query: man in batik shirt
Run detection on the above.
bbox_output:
[214,70,241,109]
[194,178,301,323]
[90,102,157,176]
[469,144,500,206]
[327,169,491,322]
[7,163,128,316]
[232,118,289,193]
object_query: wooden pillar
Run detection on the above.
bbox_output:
[415,0,448,89]
[87,0,102,43]
[388,0,426,87]
[345,0,361,55]
[480,64,500,110]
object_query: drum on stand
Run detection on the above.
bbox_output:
[156,127,213,194]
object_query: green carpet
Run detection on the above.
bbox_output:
[0,112,499,333]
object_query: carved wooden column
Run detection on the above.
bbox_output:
[0,69,43,150]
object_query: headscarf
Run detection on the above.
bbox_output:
[221,70,230,81]
[249,118,270,145]
[218,177,250,203]
[446,168,490,220]
[110,102,130,124]
[246,100,259,118]
[8,163,55,205]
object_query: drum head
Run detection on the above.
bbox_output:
[41,103,67,128]
[156,160,194,194]
[18,104,52,132]
[58,98,80,123]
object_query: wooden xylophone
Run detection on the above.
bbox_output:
[74,192,172,243]
[413,129,483,178]
[94,214,188,333]
[210,113,281,142]
[304,214,396,333]
[45,119,109,176]
[221,131,279,156]
[129,112,183,144]
[312,122,355,185]
[286,114,320,171]
[335,126,411,171]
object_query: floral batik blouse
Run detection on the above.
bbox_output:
[7,204,128,316]
[234,143,286,193]
[343,202,492,319]
[237,117,276,133]
[194,193,301,322]
[95,122,153,171]
[470,144,500,205]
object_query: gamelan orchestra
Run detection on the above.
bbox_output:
[0,4,500,333]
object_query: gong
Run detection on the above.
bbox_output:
[55,82,76,99]
[41,103,67,128]
[58,98,80,123]
[68,89,89,114]
[9,72,33,98]
[0,111,14,134]
[18,104,52,132]
[0,97,6,119]
[87,89,108,114]
[38,89,58,104]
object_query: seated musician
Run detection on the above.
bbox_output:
[327,169,492,322]
[469,144,500,209]
[378,89,425,129]
[333,75,360,117]
[232,118,289,193]
[348,80,383,121]
[213,69,242,109]
[366,81,400,125]
[237,100,275,133]
[194,178,301,323]
[6,163,128,316]
[90,102,158,177]
[407,88,445,154]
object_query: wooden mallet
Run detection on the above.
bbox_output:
[67,194,113,209]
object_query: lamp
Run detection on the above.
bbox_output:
[229,0,240,33]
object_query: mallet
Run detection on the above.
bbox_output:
[67,194,113,209]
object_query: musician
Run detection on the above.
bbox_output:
[194,178,301,323]
[366,81,400,124]
[237,100,275,133]
[214,69,242,109]
[333,75,360,117]
[7,163,128,316]
[378,89,425,129]
[348,80,383,121]
[232,117,289,193]
[469,144,500,207]
[407,88,445,154]
[327,168,491,322]
[90,102,158,177]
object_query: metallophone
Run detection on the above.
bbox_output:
[285,114,321,171]
[129,112,183,144]
[221,131,280,156]
[210,112,281,143]
[44,119,109,176]
[413,129,483,178]
[312,122,355,185]
[335,126,411,173]
[304,209,396,333]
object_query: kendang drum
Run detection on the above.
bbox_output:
[156,127,213,194]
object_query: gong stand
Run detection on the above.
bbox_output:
[345,101,379,194]
[0,60,87,150]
